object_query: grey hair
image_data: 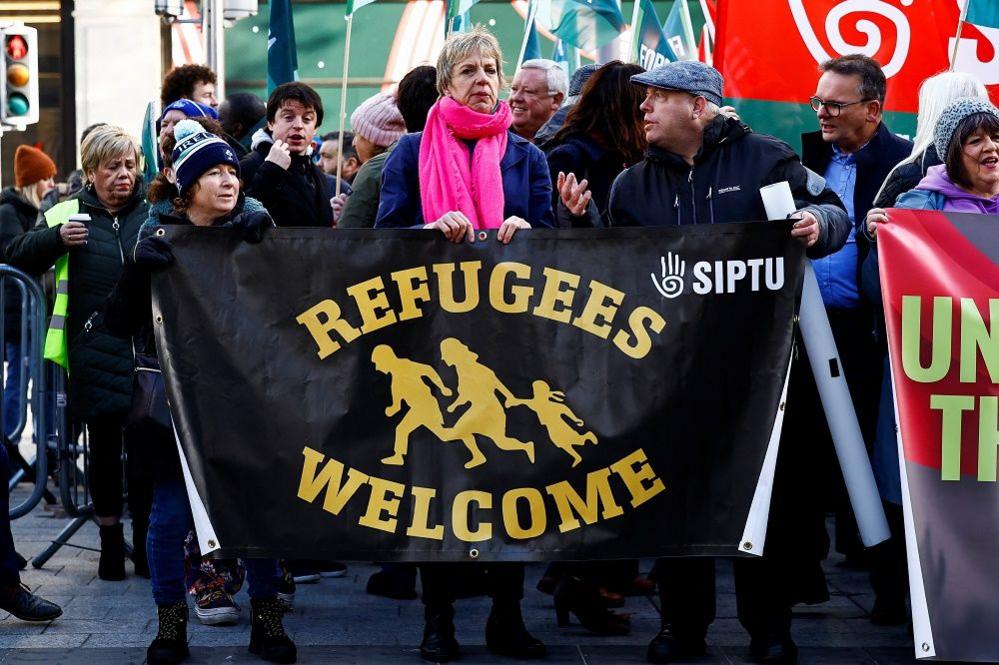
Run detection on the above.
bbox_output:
[518,59,569,97]
[436,26,505,96]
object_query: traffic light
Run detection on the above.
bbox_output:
[0,25,38,127]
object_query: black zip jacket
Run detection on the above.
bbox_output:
[241,144,334,227]
[5,184,147,422]
[607,115,851,258]
[0,187,40,341]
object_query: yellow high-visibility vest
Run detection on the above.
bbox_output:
[42,199,80,370]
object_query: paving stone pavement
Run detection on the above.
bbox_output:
[4,484,922,665]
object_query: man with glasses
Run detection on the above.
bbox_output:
[797,54,911,604]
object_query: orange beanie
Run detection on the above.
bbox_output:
[14,145,56,188]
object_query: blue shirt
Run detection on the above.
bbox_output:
[812,145,859,308]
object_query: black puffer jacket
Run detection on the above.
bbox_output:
[872,145,939,209]
[607,115,851,258]
[0,187,40,342]
[5,184,148,422]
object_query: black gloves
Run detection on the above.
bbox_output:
[133,234,174,269]
[225,209,273,244]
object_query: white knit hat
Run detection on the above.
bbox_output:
[350,91,406,148]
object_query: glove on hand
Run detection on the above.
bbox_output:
[225,210,273,244]
[133,234,174,269]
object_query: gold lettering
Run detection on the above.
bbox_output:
[533,267,580,323]
[296,446,369,515]
[610,448,665,508]
[501,488,547,539]
[346,276,398,334]
[489,262,534,314]
[390,267,432,322]
[406,486,445,540]
[358,476,406,533]
[434,261,482,313]
[612,307,666,359]
[295,300,361,359]
[452,489,492,542]
[572,280,625,339]
[545,468,625,533]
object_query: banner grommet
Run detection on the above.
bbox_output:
[742,542,753,551]
[478,231,487,241]
[468,548,480,559]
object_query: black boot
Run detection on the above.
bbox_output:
[0,582,63,622]
[485,599,546,659]
[750,635,798,664]
[131,520,150,579]
[98,523,126,581]
[147,601,189,665]
[420,602,459,662]
[249,597,297,663]
[647,627,706,663]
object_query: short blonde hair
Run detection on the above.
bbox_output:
[80,124,140,175]
[436,26,505,96]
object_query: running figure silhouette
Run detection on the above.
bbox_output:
[371,344,487,469]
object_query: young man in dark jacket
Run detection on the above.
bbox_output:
[240,82,334,227]
[562,61,850,665]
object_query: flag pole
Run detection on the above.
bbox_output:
[678,0,697,58]
[516,0,538,68]
[949,0,970,72]
[629,0,642,62]
[336,12,354,198]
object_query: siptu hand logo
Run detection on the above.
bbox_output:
[651,252,685,299]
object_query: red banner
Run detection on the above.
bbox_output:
[714,0,999,112]
[879,209,998,661]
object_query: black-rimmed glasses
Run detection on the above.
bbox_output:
[809,96,871,116]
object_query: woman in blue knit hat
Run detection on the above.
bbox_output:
[102,119,293,665]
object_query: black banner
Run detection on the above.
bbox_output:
[153,223,804,561]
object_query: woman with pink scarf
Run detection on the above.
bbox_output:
[375,29,554,241]
[375,27,550,663]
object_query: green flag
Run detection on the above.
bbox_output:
[446,0,478,34]
[546,0,626,52]
[632,0,676,69]
[346,0,377,15]
[967,0,999,29]
[267,0,298,93]
[663,1,696,60]
[518,1,543,67]
[140,101,159,182]
[552,38,578,78]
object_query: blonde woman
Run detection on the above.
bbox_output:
[6,126,152,582]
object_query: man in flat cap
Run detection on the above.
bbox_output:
[561,61,850,665]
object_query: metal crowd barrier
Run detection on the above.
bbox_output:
[2,264,51,519]
[2,264,138,568]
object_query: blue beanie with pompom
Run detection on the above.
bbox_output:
[171,119,240,194]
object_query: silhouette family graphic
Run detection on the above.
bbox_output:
[371,338,597,469]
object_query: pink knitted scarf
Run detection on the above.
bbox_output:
[418,96,512,229]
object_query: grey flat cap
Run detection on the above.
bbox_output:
[631,61,724,106]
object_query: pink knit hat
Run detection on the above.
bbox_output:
[350,91,406,147]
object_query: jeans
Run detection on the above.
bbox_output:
[3,340,31,439]
[0,442,20,588]
[147,477,279,605]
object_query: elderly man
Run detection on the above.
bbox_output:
[508,59,567,142]
[800,55,911,595]
[562,61,850,665]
